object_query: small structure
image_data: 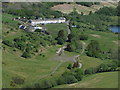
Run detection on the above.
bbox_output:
[26,26,43,32]
[29,17,66,26]
[19,25,27,30]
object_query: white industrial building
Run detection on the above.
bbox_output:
[29,17,66,26]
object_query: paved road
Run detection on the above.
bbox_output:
[66,20,71,35]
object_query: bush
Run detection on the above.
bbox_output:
[85,67,94,75]
[21,52,31,58]
[86,40,101,58]
[74,69,84,81]
[67,63,72,70]
[2,40,14,47]
[79,34,88,40]
[12,76,25,85]
[97,63,109,72]
[66,40,82,53]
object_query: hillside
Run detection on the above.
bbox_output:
[54,72,118,88]
[51,2,118,15]
[2,2,120,89]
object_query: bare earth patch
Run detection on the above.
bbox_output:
[113,41,119,46]
[90,34,101,38]
[51,2,117,15]
[68,83,77,86]
[51,4,74,14]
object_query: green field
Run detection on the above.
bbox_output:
[45,23,67,38]
[54,71,118,88]
[2,12,119,88]
[83,30,118,51]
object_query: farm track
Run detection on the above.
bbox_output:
[34,41,86,83]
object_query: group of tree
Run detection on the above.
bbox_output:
[2,31,56,58]
[2,2,63,19]
[66,40,82,53]
[86,40,101,58]
[31,68,83,89]
[96,2,120,16]
[85,62,119,75]
[76,2,100,7]
[56,30,67,45]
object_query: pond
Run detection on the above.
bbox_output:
[109,26,120,33]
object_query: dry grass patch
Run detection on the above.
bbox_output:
[51,4,74,14]
[112,40,120,46]
[90,34,101,38]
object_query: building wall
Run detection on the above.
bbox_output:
[31,19,66,26]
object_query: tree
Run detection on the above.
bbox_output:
[98,64,109,72]
[2,40,14,47]
[74,69,83,81]
[68,34,74,42]
[67,63,72,69]
[66,42,76,52]
[85,68,94,75]
[79,34,88,40]
[86,40,101,58]
[57,37,64,45]
[57,30,67,45]
[117,1,120,16]
[89,11,92,15]
[66,40,82,53]
[21,52,31,58]
[57,76,66,85]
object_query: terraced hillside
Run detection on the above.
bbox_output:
[51,2,118,15]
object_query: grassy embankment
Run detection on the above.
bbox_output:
[54,71,118,88]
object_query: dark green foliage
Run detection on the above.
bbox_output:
[21,52,31,58]
[117,1,120,16]
[12,76,25,85]
[2,40,14,47]
[68,34,74,42]
[85,67,94,75]
[63,75,78,84]
[35,29,41,32]
[56,71,78,85]
[57,30,67,45]
[57,76,66,85]
[34,79,57,88]
[66,40,82,53]
[67,63,72,70]
[74,69,83,81]
[3,2,63,18]
[86,40,101,58]
[95,7,117,16]
[76,2,94,7]
[79,33,88,40]
[97,64,109,72]
[57,37,65,45]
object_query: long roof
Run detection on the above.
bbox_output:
[30,17,66,22]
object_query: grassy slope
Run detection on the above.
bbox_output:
[54,71,118,88]
[2,13,118,88]
[51,2,118,15]
[84,30,118,51]
[45,23,67,38]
